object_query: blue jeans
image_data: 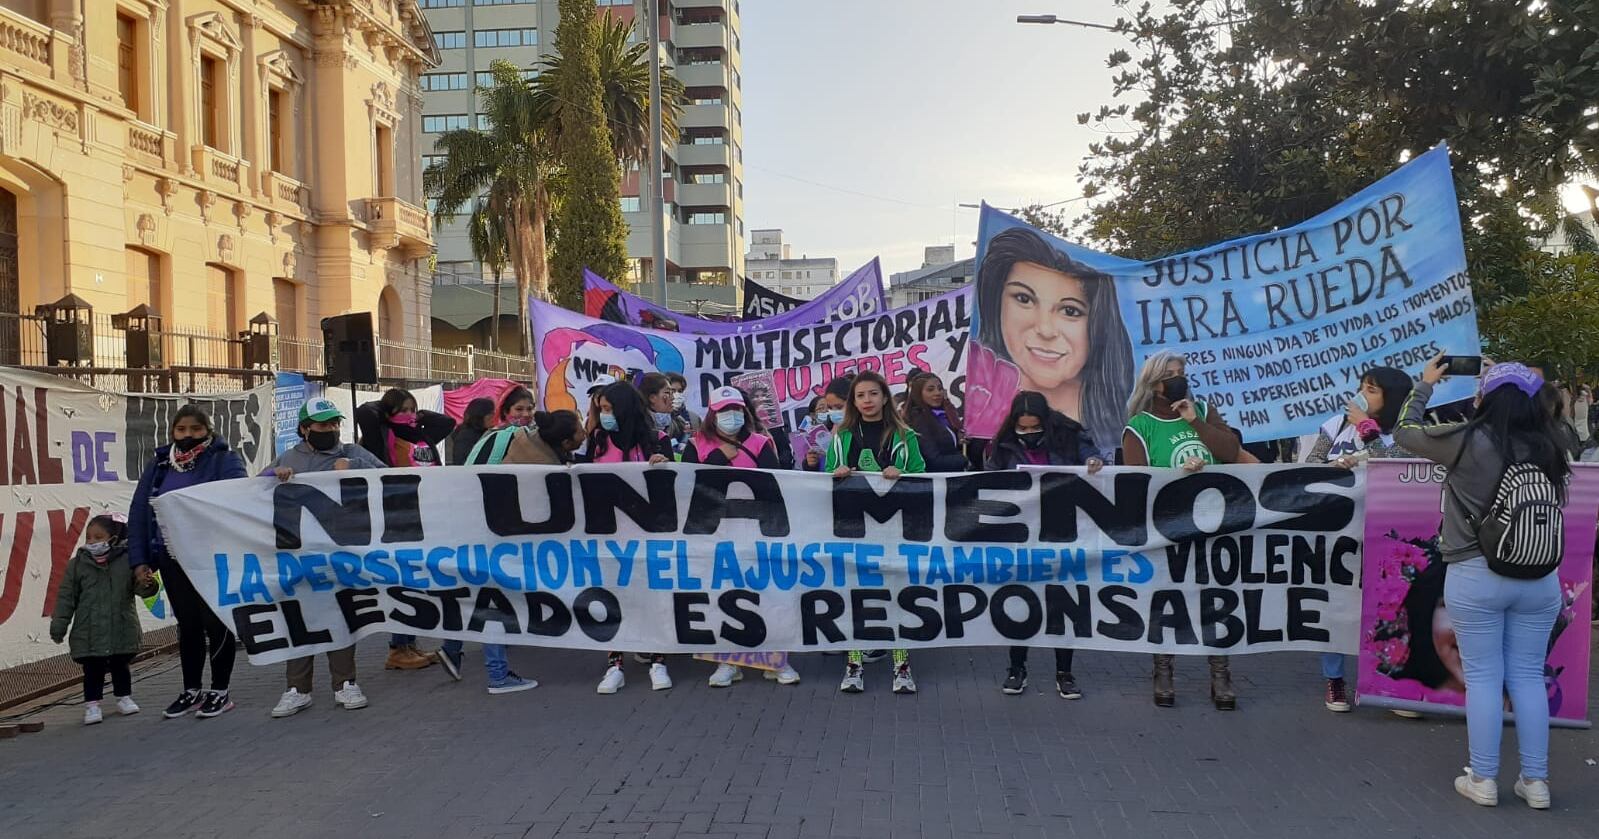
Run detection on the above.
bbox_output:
[1443,558,1561,781]
[389,634,415,648]
[441,640,508,683]
[1320,653,1345,680]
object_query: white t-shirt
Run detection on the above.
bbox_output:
[1319,415,1394,461]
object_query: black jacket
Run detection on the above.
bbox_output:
[354,401,456,466]
[905,408,966,472]
[984,424,1097,471]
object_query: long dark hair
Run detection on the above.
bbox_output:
[993,391,1089,460]
[976,227,1133,444]
[1464,385,1571,498]
[534,409,582,458]
[462,397,496,431]
[379,388,415,416]
[1394,559,1453,688]
[497,387,535,423]
[840,371,910,435]
[172,405,213,437]
[639,372,672,406]
[903,372,964,438]
[592,382,655,458]
[1361,366,1413,432]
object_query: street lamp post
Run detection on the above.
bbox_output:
[648,0,669,307]
[1015,13,1119,30]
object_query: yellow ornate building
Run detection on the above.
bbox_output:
[0,0,438,364]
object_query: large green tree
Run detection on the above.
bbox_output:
[537,11,686,169]
[547,0,631,309]
[1075,0,1599,315]
[425,61,557,354]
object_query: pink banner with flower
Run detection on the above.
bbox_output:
[1359,459,1597,726]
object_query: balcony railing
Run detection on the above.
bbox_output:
[0,8,53,77]
[126,120,167,165]
[263,170,309,210]
[366,196,433,257]
[192,146,248,193]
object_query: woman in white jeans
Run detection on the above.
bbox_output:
[1393,357,1570,810]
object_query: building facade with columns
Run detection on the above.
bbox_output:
[0,0,438,368]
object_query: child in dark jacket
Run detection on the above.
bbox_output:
[51,515,158,725]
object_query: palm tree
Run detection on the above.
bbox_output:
[535,11,687,169]
[465,197,510,352]
[425,61,558,353]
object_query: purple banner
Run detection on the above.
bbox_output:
[582,260,887,335]
[1359,459,1596,727]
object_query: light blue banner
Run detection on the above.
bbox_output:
[969,145,1478,444]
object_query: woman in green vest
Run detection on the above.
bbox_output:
[826,371,926,694]
[1122,351,1254,710]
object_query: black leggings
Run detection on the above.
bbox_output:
[80,654,133,702]
[1009,647,1074,673]
[162,558,236,691]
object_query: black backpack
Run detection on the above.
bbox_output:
[1473,462,1565,579]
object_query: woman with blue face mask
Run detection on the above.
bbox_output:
[802,376,853,471]
[640,373,690,456]
[586,382,673,465]
[681,387,780,468]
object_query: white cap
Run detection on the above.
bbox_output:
[587,374,618,394]
[708,386,745,411]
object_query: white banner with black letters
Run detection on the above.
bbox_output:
[154,463,1365,665]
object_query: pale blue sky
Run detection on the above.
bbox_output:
[739,0,1130,276]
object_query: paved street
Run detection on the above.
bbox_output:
[2,641,1596,838]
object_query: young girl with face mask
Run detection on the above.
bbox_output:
[51,515,157,725]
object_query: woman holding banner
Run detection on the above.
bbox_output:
[827,371,926,694]
[591,380,675,694]
[683,387,804,688]
[128,406,248,720]
[985,391,1103,699]
[1122,352,1251,710]
[971,227,1134,451]
[903,372,968,472]
[1308,366,1414,713]
[801,377,853,472]
[1394,358,1569,810]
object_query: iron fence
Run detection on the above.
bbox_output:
[0,311,535,390]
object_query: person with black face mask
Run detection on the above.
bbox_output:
[260,398,387,719]
[984,391,1103,698]
[128,405,247,720]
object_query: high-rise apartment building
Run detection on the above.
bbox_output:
[420,0,745,316]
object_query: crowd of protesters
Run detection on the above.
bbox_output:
[47,350,1583,811]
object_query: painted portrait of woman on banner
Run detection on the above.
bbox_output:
[966,222,1135,448]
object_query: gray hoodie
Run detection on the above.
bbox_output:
[1392,380,1508,564]
[265,440,388,475]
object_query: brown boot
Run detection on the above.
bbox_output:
[1208,655,1236,710]
[1152,654,1175,707]
[385,646,434,671]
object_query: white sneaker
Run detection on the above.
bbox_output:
[334,681,368,710]
[650,662,673,691]
[1454,767,1498,806]
[115,696,140,716]
[1514,777,1551,810]
[708,663,743,688]
[83,702,102,726]
[892,663,918,695]
[271,688,312,718]
[839,663,864,693]
[765,664,801,685]
[597,665,626,694]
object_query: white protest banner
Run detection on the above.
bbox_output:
[535,287,970,428]
[155,462,1365,665]
[0,368,274,667]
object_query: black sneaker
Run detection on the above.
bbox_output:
[163,690,201,719]
[1001,667,1027,695]
[861,650,889,663]
[195,690,234,719]
[1055,672,1083,700]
